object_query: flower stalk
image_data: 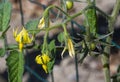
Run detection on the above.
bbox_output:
[61,24,75,58]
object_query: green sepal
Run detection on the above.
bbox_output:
[48,40,56,53]
[57,32,64,43]
[47,59,55,73]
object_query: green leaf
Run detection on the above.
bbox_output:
[7,44,18,49]
[0,2,4,31]
[57,32,64,43]
[85,3,97,36]
[25,19,39,34]
[0,48,5,57]
[0,0,11,31]
[47,59,55,73]
[6,50,24,82]
[48,40,56,52]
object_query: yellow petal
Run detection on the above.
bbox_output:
[38,17,45,29]
[35,55,43,64]
[14,28,23,43]
[23,34,32,44]
[22,27,32,43]
[13,27,18,38]
[42,64,48,73]
[14,27,32,44]
[15,33,22,43]
[67,38,75,57]
[61,47,67,59]
[42,54,51,64]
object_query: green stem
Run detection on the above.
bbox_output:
[29,5,92,33]
[55,6,70,17]
[101,53,111,82]
[62,24,68,36]
[3,34,8,55]
[18,0,24,25]
[42,30,49,53]
[101,0,120,82]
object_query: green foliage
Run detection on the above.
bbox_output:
[6,50,24,82]
[0,0,119,82]
[0,0,11,32]
[48,40,56,53]
[25,19,39,34]
[47,59,55,73]
[0,48,5,57]
[85,3,97,36]
[57,32,64,43]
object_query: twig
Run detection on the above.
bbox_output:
[18,0,24,25]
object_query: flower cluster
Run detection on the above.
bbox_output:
[13,27,32,51]
[35,54,51,73]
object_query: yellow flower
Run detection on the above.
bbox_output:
[13,27,32,51]
[61,38,75,58]
[38,17,45,29]
[67,38,75,57]
[38,17,51,29]
[35,54,51,73]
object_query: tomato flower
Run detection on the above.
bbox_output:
[38,17,45,29]
[13,27,32,51]
[67,38,75,57]
[61,38,75,58]
[35,54,51,73]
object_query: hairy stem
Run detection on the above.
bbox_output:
[101,0,120,82]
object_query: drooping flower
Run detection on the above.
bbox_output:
[13,27,32,51]
[61,38,75,58]
[35,54,51,73]
[38,17,45,29]
[67,38,75,57]
[38,17,51,29]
